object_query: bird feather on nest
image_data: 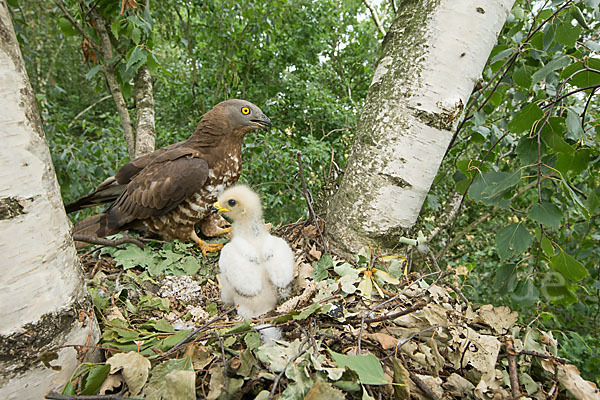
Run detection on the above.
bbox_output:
[213,185,295,320]
[66,99,271,255]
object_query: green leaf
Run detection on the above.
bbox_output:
[513,65,533,88]
[555,20,582,48]
[508,103,543,133]
[114,245,157,270]
[571,6,590,29]
[544,284,578,305]
[565,108,585,141]
[469,170,521,206]
[556,149,592,174]
[516,135,544,164]
[560,59,600,88]
[550,250,589,281]
[293,303,322,320]
[531,55,571,85]
[81,364,110,395]
[313,254,333,281]
[329,350,388,385]
[560,176,590,219]
[541,117,574,155]
[126,47,147,72]
[244,332,261,350]
[58,17,78,36]
[154,318,175,333]
[495,223,532,260]
[111,19,122,40]
[529,202,562,230]
[495,264,517,295]
[85,65,102,80]
[160,330,191,349]
[131,27,142,45]
[541,235,555,257]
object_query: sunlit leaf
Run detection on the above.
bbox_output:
[529,202,562,230]
[329,350,387,385]
[550,249,589,281]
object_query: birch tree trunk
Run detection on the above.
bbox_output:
[326,0,515,257]
[0,3,98,398]
[134,65,156,158]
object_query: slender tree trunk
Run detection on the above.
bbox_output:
[0,3,98,397]
[90,9,136,159]
[134,65,156,158]
[326,0,515,258]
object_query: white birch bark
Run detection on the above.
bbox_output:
[134,65,156,158]
[0,2,98,397]
[326,0,515,256]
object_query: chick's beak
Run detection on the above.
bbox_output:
[212,201,230,213]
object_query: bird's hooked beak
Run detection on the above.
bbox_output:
[250,113,272,130]
[212,201,230,213]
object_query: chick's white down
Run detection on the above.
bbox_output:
[217,185,294,319]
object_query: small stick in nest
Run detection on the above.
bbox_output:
[73,234,145,249]
[296,151,328,253]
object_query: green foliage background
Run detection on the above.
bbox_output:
[10,0,600,384]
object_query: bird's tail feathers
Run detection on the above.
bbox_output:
[72,213,118,247]
[64,178,125,213]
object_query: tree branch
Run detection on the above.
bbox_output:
[72,234,145,249]
[67,95,112,129]
[361,0,386,36]
[89,9,136,159]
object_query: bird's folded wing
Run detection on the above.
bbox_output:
[105,156,209,229]
[219,239,263,297]
[262,236,294,288]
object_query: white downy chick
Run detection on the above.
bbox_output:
[213,185,294,320]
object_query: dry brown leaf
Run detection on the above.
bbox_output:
[367,332,397,350]
[98,373,123,395]
[302,225,318,238]
[105,305,126,322]
[475,304,519,334]
[106,351,151,396]
[541,360,600,400]
[308,244,322,260]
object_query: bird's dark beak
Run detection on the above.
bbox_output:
[251,114,272,130]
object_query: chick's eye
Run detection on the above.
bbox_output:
[228,199,237,207]
[241,106,250,115]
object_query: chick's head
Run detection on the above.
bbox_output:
[213,185,263,222]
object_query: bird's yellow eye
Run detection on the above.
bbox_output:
[241,107,250,115]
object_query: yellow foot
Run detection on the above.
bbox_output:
[191,231,223,257]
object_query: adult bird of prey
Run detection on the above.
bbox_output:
[66,99,271,255]
[213,185,294,319]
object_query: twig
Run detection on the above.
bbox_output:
[409,372,442,400]
[581,87,597,130]
[52,0,100,53]
[362,300,426,324]
[445,282,469,304]
[505,338,521,398]
[268,338,311,400]
[161,307,235,358]
[296,151,328,253]
[45,392,140,400]
[73,234,145,249]
[67,95,112,129]
[357,314,365,354]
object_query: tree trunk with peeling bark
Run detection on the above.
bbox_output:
[134,65,156,158]
[326,0,515,258]
[0,3,98,397]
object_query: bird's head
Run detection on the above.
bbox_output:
[205,99,271,136]
[213,185,263,223]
